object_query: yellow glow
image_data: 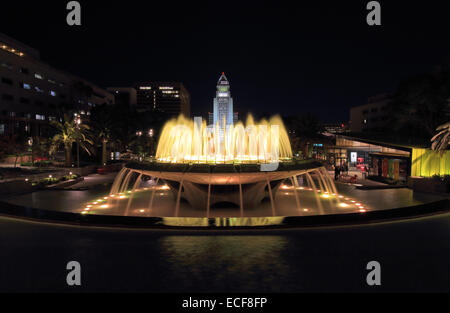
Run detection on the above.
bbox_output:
[155,114,292,163]
[99,204,108,208]
[119,195,126,199]
[339,203,349,208]
[411,148,450,177]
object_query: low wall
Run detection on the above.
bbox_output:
[408,176,449,194]
[0,180,35,196]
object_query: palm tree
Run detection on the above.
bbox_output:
[431,122,450,154]
[49,114,93,167]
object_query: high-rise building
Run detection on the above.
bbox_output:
[134,82,190,117]
[212,73,234,127]
[0,32,114,138]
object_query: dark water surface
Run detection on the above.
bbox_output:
[0,211,449,292]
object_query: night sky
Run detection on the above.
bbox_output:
[1,1,449,122]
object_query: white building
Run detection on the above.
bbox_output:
[212,72,234,127]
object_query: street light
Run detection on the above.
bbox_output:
[76,115,81,168]
[27,137,33,165]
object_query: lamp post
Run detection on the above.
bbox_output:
[76,115,81,168]
[148,128,154,158]
[27,137,33,165]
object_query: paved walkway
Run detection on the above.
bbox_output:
[68,172,117,189]
[327,170,387,187]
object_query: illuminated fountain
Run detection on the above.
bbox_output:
[155,115,292,164]
[77,114,369,226]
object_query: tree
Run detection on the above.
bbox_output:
[390,67,450,143]
[49,114,93,167]
[110,102,139,152]
[431,121,450,154]
[0,134,27,167]
[284,113,325,158]
[89,104,115,165]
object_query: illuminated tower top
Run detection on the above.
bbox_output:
[213,72,233,129]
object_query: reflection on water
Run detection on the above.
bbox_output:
[158,235,290,292]
[161,217,285,227]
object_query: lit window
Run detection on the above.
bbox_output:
[139,86,152,90]
[34,86,43,93]
[50,90,56,96]
[35,114,45,120]
[34,73,43,80]
[159,86,173,90]
[22,83,31,89]
[218,92,228,97]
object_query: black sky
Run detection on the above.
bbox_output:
[1,0,449,122]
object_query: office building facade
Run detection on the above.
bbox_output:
[349,93,393,133]
[134,82,190,117]
[0,32,114,138]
